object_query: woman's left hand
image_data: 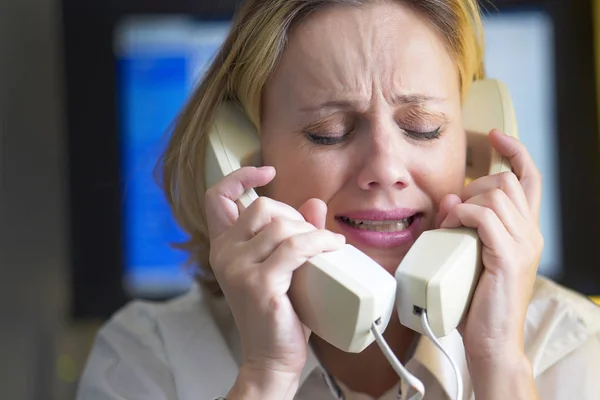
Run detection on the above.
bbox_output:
[436,129,543,397]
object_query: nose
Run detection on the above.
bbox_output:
[356,124,410,191]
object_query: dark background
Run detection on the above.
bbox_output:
[1,0,599,398]
[63,0,600,319]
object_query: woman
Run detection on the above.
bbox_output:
[77,0,600,399]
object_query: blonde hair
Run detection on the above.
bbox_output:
[158,0,485,291]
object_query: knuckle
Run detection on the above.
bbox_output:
[251,196,271,214]
[283,235,304,253]
[515,140,529,155]
[497,170,511,184]
[488,188,505,208]
[268,218,289,239]
[448,203,462,218]
[499,171,519,190]
[481,207,497,224]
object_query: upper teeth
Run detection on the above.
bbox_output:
[341,216,413,232]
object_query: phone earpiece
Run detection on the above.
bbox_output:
[205,102,260,209]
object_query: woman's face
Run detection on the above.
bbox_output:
[261,2,466,273]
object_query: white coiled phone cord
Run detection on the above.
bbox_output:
[370,310,463,400]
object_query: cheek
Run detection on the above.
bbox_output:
[261,141,347,209]
[413,139,466,204]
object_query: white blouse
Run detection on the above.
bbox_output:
[76,275,600,400]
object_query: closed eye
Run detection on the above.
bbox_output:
[404,126,442,140]
[305,132,349,145]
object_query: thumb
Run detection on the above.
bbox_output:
[435,194,462,229]
[298,198,328,229]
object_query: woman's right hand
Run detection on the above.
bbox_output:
[204,166,346,400]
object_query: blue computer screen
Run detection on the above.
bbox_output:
[115,17,231,297]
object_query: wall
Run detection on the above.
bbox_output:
[0,0,72,398]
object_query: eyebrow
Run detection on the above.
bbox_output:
[300,93,446,113]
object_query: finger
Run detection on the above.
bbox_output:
[231,196,305,241]
[440,203,511,253]
[298,198,328,229]
[463,189,526,239]
[489,129,542,222]
[205,166,276,240]
[263,229,346,275]
[435,194,462,229]
[246,219,318,263]
[461,171,530,220]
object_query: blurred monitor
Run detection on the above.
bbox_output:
[114,9,561,299]
[115,17,231,298]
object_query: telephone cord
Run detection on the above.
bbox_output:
[419,311,463,400]
[370,322,425,400]
[371,310,464,400]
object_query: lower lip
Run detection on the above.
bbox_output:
[336,214,422,248]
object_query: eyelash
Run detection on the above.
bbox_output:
[404,126,442,140]
[305,132,349,145]
[306,126,442,146]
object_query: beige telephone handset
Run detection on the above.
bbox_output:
[205,79,518,353]
[395,80,518,338]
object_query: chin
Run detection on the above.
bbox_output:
[379,253,409,276]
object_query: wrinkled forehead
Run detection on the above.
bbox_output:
[266,2,460,109]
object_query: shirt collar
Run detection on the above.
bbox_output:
[298,328,464,398]
[301,335,465,400]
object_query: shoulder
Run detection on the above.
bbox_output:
[93,284,207,359]
[77,285,240,400]
[525,275,600,375]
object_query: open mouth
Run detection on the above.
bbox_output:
[338,215,417,233]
